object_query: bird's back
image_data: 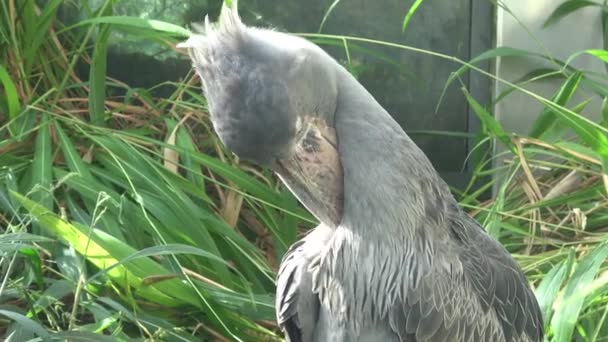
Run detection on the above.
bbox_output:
[277,208,543,342]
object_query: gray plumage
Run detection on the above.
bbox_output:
[180,3,544,342]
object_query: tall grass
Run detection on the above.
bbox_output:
[0,0,310,340]
[0,0,607,341]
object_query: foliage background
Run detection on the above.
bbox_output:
[1,0,608,341]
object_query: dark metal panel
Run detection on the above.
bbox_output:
[64,0,495,187]
[252,0,474,174]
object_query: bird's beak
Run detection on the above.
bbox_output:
[273,117,344,228]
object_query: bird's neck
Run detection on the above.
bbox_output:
[309,67,462,330]
[333,68,457,243]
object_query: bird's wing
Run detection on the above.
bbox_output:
[388,213,544,342]
[276,225,333,342]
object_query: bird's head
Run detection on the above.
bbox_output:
[179,3,344,227]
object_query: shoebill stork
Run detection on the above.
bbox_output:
[179,4,544,342]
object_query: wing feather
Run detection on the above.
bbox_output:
[276,225,333,342]
[388,212,544,342]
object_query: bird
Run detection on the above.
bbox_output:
[178,3,544,342]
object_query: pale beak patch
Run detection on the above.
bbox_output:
[274,117,344,228]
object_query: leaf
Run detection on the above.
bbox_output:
[535,250,574,323]
[0,243,39,254]
[62,16,191,37]
[0,309,51,340]
[318,0,342,33]
[31,114,53,211]
[449,47,539,85]
[87,244,239,285]
[163,118,180,174]
[543,0,601,28]
[89,26,110,126]
[585,49,608,64]
[402,0,425,32]
[0,232,53,244]
[0,64,20,133]
[602,97,608,127]
[12,191,274,321]
[175,122,208,198]
[529,72,583,139]
[440,47,540,110]
[54,122,92,179]
[22,0,63,74]
[31,280,74,314]
[461,87,514,151]
[52,331,118,342]
[493,68,565,105]
[12,191,178,306]
[542,99,608,162]
[551,243,608,342]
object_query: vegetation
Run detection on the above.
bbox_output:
[0,0,607,341]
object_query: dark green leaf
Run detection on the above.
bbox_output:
[529,72,583,139]
[0,64,20,132]
[0,309,51,340]
[544,0,601,28]
[461,87,514,151]
[89,26,110,126]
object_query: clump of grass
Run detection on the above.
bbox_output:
[0,0,311,340]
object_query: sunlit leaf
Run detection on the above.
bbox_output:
[402,0,425,32]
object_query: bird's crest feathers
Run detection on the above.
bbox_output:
[177,1,246,65]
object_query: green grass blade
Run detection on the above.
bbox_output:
[402,0,425,32]
[544,100,608,161]
[601,97,608,127]
[535,250,574,325]
[0,64,20,134]
[52,331,118,342]
[585,49,608,63]
[551,243,608,341]
[30,114,53,211]
[87,244,242,285]
[438,47,541,112]
[529,72,583,139]
[543,0,601,28]
[174,123,208,200]
[89,26,110,126]
[318,0,341,33]
[461,86,514,152]
[61,16,191,37]
[54,122,93,179]
[11,192,174,304]
[0,232,52,244]
[0,309,51,340]
[22,0,62,75]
